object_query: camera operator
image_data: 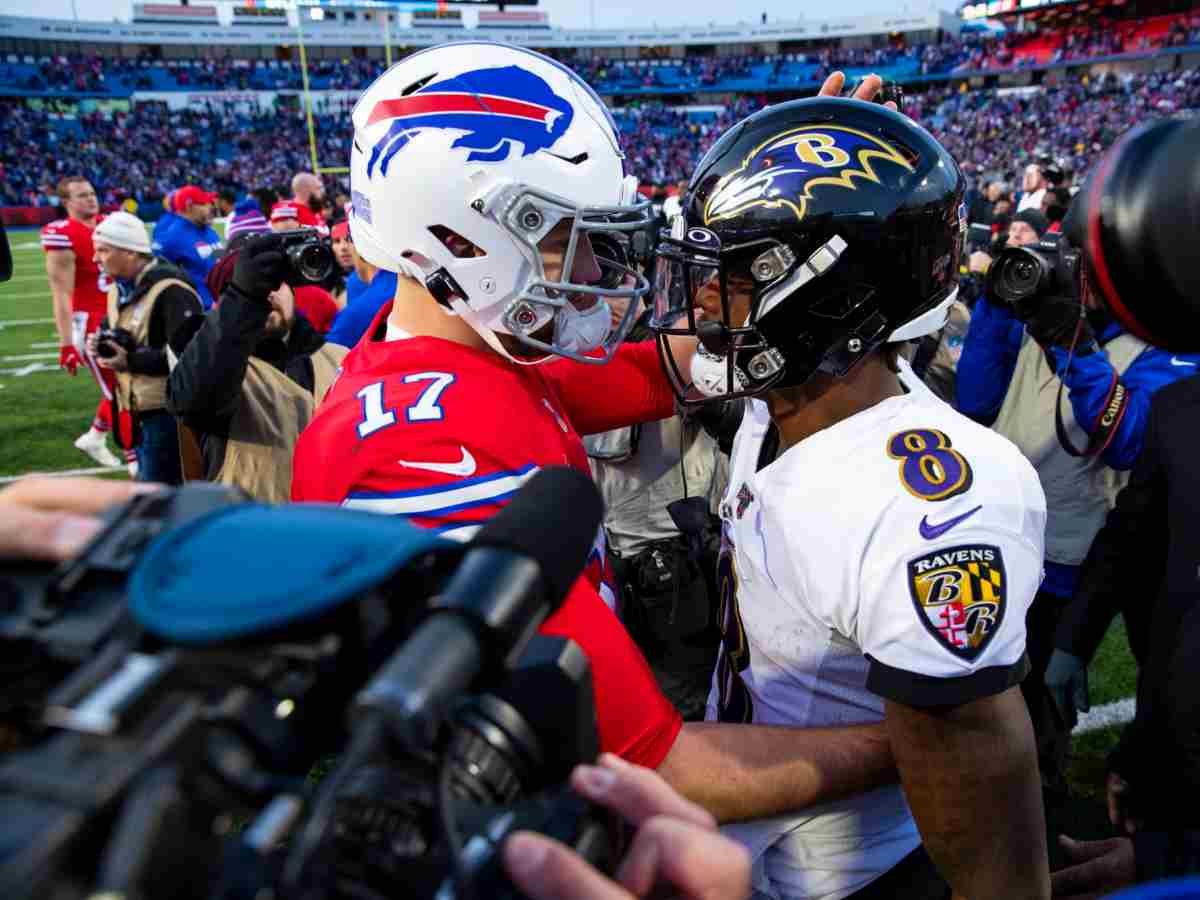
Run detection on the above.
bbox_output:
[957,199,1200,800]
[85,212,203,485]
[167,232,348,503]
[1048,374,1200,897]
[967,207,1049,278]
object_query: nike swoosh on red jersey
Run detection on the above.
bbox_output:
[919,505,983,541]
[397,446,477,477]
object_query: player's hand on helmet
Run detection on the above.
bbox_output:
[231,234,288,302]
[1045,648,1090,730]
[503,753,751,900]
[59,344,83,375]
[0,477,161,563]
[1050,834,1135,898]
[819,71,898,111]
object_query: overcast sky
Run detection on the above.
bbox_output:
[0,0,960,29]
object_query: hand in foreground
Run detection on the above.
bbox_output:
[1107,773,1143,836]
[0,476,159,563]
[503,753,751,900]
[1051,834,1135,898]
[59,344,83,375]
[95,341,130,372]
[231,234,288,301]
[818,71,899,110]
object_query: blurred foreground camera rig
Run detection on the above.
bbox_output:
[0,469,612,900]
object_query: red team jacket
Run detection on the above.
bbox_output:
[41,216,110,319]
[292,302,683,768]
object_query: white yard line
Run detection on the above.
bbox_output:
[0,293,53,301]
[1073,697,1137,735]
[1,352,58,362]
[0,318,54,328]
[0,465,121,484]
[0,362,57,376]
[29,341,59,348]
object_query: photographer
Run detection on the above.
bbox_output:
[956,199,1200,798]
[86,212,203,485]
[967,207,1049,278]
[167,232,347,503]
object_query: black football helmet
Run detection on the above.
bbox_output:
[650,97,967,403]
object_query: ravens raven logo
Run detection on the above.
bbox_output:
[703,125,915,226]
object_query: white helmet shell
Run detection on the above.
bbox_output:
[350,42,652,363]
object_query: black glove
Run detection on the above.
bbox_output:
[230,234,288,303]
[1045,648,1090,730]
[1027,294,1096,353]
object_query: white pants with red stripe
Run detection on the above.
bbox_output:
[71,311,135,460]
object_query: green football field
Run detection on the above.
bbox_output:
[0,223,1138,858]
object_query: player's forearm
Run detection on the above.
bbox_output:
[656,720,897,823]
[884,688,1049,900]
[51,292,74,344]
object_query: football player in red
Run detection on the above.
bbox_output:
[42,176,130,470]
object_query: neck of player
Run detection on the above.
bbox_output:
[387,275,488,350]
[766,353,905,451]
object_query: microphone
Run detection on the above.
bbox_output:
[354,465,604,754]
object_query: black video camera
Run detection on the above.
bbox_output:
[271,228,337,286]
[986,237,1078,322]
[0,469,614,900]
[95,326,138,360]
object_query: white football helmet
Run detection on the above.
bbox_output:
[350,42,653,364]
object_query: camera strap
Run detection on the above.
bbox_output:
[1054,317,1129,458]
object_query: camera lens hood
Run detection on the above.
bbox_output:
[1079,116,1200,352]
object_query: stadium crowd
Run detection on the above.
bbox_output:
[4,68,1200,212]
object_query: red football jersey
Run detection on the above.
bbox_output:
[41,216,110,317]
[293,302,683,767]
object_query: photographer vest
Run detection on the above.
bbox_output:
[106,262,197,414]
[992,331,1146,566]
[212,343,348,504]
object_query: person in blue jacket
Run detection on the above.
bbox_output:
[956,199,1200,801]
[152,185,222,310]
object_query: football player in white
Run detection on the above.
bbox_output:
[649,97,1050,899]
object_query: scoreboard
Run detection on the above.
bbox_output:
[960,0,1095,20]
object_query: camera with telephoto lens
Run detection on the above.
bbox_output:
[95,326,137,360]
[0,468,615,900]
[272,228,337,286]
[986,237,1079,322]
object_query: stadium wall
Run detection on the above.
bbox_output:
[0,10,960,51]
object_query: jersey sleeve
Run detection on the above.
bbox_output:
[541,340,675,437]
[41,220,73,253]
[858,520,1041,708]
[543,579,682,767]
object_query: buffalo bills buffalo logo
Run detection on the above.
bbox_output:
[366,65,575,177]
[703,125,915,226]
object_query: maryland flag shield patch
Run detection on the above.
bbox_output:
[907,544,1007,662]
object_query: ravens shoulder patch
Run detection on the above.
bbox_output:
[907,543,1006,662]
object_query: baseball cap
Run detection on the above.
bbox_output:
[94,211,152,255]
[331,220,351,240]
[174,185,217,212]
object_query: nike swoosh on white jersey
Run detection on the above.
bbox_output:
[397,446,477,477]
[1170,357,1197,367]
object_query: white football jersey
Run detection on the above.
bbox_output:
[711,364,1046,900]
